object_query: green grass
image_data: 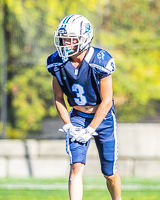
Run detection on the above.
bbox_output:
[0,177,160,200]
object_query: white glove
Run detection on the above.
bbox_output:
[76,126,96,143]
[58,123,82,142]
[58,123,73,133]
[69,126,83,142]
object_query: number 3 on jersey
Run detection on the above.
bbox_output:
[72,84,87,106]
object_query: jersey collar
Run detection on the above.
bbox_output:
[84,46,94,63]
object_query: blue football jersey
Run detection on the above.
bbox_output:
[46,46,116,106]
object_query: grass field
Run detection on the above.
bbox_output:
[0,177,160,200]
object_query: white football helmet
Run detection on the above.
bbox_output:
[54,14,93,58]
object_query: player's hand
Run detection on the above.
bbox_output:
[76,126,96,143]
[69,126,83,142]
[59,123,82,142]
[58,123,73,133]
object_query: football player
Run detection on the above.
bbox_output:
[46,14,122,200]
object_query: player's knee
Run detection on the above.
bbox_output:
[104,172,118,182]
[70,162,85,176]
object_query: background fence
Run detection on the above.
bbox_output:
[0,123,160,178]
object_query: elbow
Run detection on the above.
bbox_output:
[54,97,65,107]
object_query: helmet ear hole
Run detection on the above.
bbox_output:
[79,36,86,43]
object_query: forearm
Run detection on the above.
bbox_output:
[52,76,71,125]
[55,99,71,124]
[89,100,112,130]
[89,75,113,131]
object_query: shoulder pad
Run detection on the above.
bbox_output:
[46,51,69,75]
[46,51,63,70]
[89,48,116,76]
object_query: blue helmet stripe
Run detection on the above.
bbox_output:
[63,14,75,24]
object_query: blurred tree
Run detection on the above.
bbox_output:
[99,0,160,121]
[0,0,160,138]
[1,0,107,135]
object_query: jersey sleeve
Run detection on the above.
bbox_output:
[46,51,63,76]
[46,59,55,76]
[89,49,116,79]
[100,57,116,79]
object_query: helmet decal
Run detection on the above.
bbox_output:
[58,25,67,35]
[85,23,92,35]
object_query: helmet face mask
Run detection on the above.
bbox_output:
[54,34,81,57]
[54,14,93,58]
